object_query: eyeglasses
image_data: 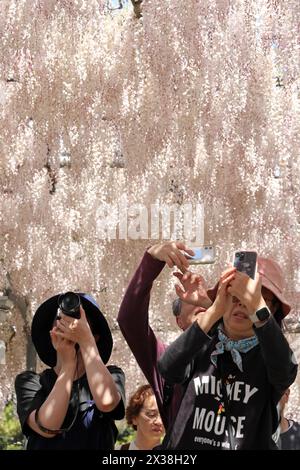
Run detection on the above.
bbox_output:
[140,409,161,421]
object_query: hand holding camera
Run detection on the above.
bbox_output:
[54,293,94,348]
[56,306,93,345]
[49,327,77,366]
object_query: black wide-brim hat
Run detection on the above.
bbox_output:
[31,293,113,367]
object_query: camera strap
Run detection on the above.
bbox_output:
[35,380,80,435]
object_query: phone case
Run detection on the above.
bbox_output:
[233,251,257,279]
[188,246,216,264]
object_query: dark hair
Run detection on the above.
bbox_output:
[125,385,154,430]
[172,298,182,317]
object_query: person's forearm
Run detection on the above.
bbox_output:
[117,251,167,384]
[28,365,76,436]
[117,251,165,333]
[80,337,120,412]
[158,306,221,384]
[254,317,298,394]
[196,304,221,333]
[158,321,212,384]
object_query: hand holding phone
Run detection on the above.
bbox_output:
[233,251,257,280]
[185,246,216,265]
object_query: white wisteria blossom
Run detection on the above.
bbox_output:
[0,0,299,417]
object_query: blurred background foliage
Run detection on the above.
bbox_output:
[0,400,24,450]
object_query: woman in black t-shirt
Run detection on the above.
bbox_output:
[158,259,298,450]
[15,292,125,450]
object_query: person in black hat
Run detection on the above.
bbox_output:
[15,292,125,450]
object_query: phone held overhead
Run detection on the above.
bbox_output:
[233,251,257,280]
[185,246,216,265]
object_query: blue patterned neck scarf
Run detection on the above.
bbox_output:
[210,324,259,372]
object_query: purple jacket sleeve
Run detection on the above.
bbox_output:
[117,251,167,410]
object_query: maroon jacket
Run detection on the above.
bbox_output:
[117,251,184,429]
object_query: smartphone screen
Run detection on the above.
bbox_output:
[233,251,257,279]
[186,246,216,264]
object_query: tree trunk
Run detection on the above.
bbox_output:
[5,274,37,371]
[25,335,37,371]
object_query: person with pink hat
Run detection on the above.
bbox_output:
[158,256,298,450]
[205,256,292,327]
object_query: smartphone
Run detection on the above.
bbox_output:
[185,246,216,265]
[233,251,257,279]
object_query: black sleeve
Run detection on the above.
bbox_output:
[15,371,46,436]
[158,322,212,384]
[106,365,126,420]
[254,317,298,401]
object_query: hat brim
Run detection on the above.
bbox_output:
[259,274,291,317]
[207,276,291,318]
[31,294,113,367]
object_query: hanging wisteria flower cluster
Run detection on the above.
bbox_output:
[0,0,299,414]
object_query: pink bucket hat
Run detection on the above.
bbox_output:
[207,257,291,318]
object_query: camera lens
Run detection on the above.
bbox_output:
[58,292,81,319]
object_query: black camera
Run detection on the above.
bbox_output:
[236,252,245,259]
[58,292,81,319]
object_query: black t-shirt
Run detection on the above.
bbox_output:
[15,365,125,450]
[280,421,300,450]
[174,349,278,450]
[158,319,297,450]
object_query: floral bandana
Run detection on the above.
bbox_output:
[210,324,259,372]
